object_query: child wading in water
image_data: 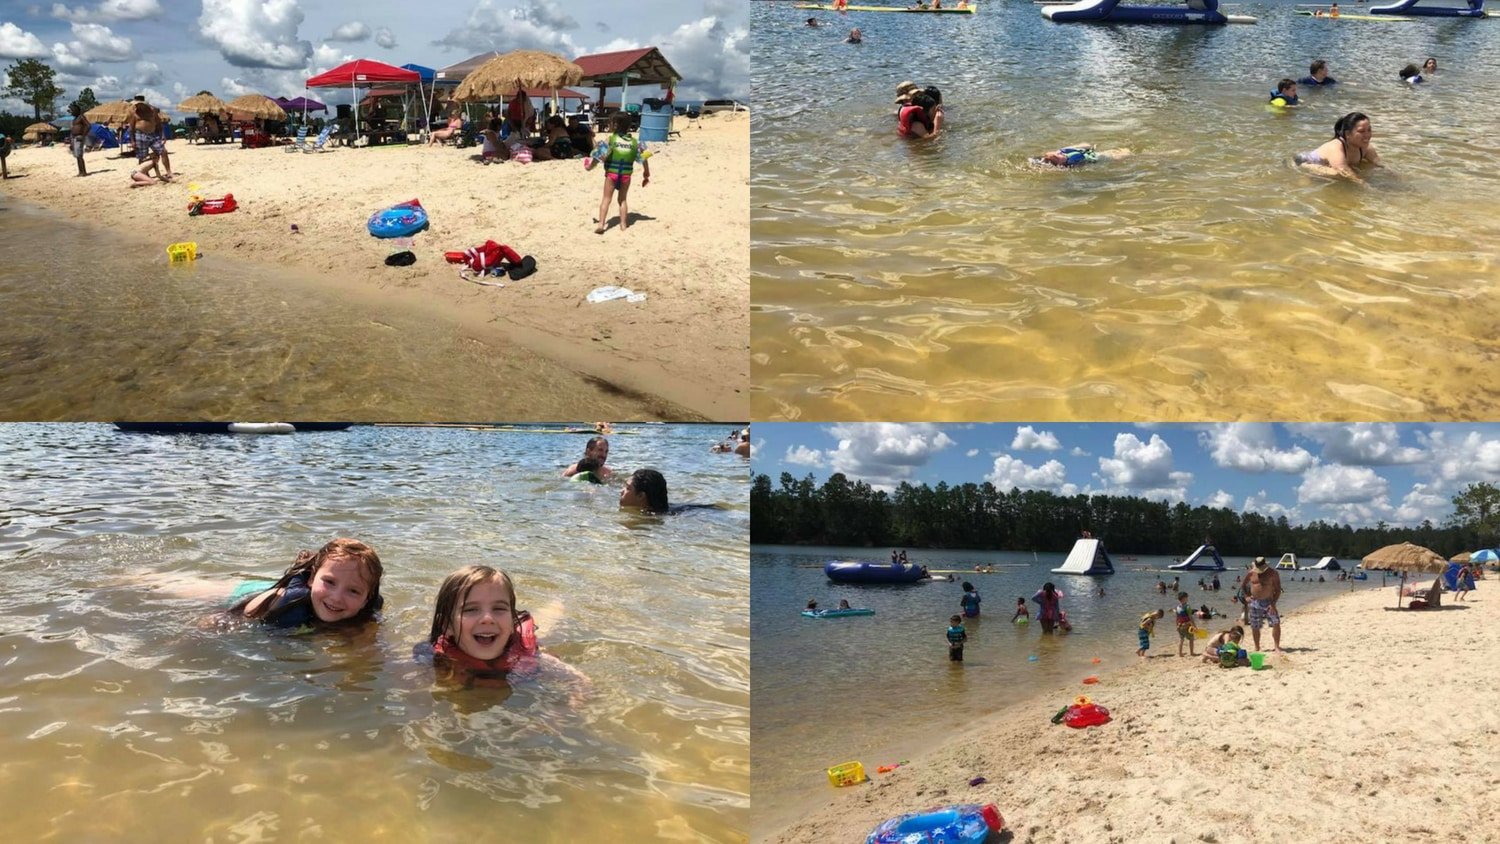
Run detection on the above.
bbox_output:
[946,614,967,662]
[428,565,542,683]
[1137,609,1165,659]
[226,538,385,629]
[1011,597,1029,624]
[960,581,981,618]
[586,113,651,234]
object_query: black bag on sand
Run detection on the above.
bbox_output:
[507,255,537,281]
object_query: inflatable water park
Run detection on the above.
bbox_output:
[1050,538,1115,576]
[1043,0,1258,24]
[794,2,977,13]
[1168,543,1227,571]
[1368,0,1488,16]
[824,560,929,584]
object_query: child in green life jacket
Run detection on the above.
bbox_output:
[586,113,651,234]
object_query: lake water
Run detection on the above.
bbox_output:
[0,198,695,421]
[0,423,749,842]
[751,2,1500,421]
[749,543,1385,839]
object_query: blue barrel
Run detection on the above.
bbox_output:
[637,104,672,143]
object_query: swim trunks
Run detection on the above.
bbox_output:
[1248,598,1279,630]
[1137,627,1151,650]
[134,132,157,160]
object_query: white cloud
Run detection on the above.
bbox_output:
[373,27,396,49]
[1070,447,1089,457]
[198,0,311,70]
[965,449,978,458]
[825,423,956,486]
[435,0,580,54]
[311,43,353,69]
[1243,490,1300,522]
[62,22,136,61]
[50,41,91,72]
[1420,429,1500,485]
[705,0,738,16]
[1289,423,1424,466]
[0,23,51,58]
[985,454,1076,496]
[1393,483,1449,526]
[1095,433,1191,502]
[1011,425,1061,452]
[53,0,163,22]
[1204,489,1235,509]
[1200,423,1316,474]
[652,15,747,100]
[785,445,823,468]
[1297,464,1388,505]
[328,21,370,42]
[132,59,162,86]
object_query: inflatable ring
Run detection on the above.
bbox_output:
[368,199,429,238]
[867,803,1003,844]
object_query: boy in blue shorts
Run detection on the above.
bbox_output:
[946,614,967,662]
[1137,609,1164,659]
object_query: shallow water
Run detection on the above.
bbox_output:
[0,423,749,842]
[751,3,1500,420]
[0,198,693,421]
[749,544,1385,838]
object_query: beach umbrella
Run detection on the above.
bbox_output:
[1450,551,1472,563]
[22,122,58,142]
[1362,542,1448,609]
[1472,549,1499,564]
[226,94,287,121]
[452,50,583,102]
[178,92,228,113]
[85,100,134,124]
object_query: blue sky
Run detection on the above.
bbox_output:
[0,0,747,116]
[751,423,1500,528]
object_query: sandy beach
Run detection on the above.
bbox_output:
[762,583,1500,843]
[0,112,748,421]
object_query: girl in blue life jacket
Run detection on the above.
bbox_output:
[225,538,385,629]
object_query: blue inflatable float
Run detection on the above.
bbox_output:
[802,608,876,619]
[867,803,1004,844]
[368,198,429,238]
[824,561,927,584]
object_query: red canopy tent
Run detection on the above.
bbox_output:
[304,59,421,139]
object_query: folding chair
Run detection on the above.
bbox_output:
[283,124,309,152]
[303,124,335,153]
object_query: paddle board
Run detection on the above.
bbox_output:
[1294,10,1416,20]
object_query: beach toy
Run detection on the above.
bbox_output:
[1091,657,1102,664]
[367,199,428,238]
[1027,655,1039,662]
[827,761,866,788]
[1063,698,1111,729]
[876,763,903,774]
[1014,616,1029,625]
[188,194,237,216]
[1082,676,1099,685]
[968,776,987,787]
[1249,652,1267,670]
[165,241,197,263]
[1193,627,1208,639]
[801,608,876,619]
[866,803,1003,844]
[290,223,300,233]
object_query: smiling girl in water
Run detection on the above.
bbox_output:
[427,565,542,680]
[226,537,385,629]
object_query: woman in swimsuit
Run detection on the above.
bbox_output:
[1294,112,1380,183]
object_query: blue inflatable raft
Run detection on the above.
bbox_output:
[867,803,1004,844]
[368,198,429,238]
[825,561,927,584]
[802,608,876,619]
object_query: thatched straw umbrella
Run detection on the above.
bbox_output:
[226,94,287,121]
[452,50,583,104]
[85,100,134,124]
[178,92,229,113]
[1361,542,1447,608]
[22,122,59,142]
[1450,551,1472,563]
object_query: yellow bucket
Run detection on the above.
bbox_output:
[826,761,865,787]
[1192,627,1208,639]
[166,242,198,263]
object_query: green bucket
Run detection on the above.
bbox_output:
[1249,652,1266,670]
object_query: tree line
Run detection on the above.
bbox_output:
[751,472,1500,559]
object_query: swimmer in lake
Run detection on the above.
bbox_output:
[1293,111,1381,183]
[1030,143,1132,168]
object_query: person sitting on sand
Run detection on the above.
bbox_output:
[1031,143,1132,168]
[478,118,509,164]
[1202,626,1247,664]
[428,110,463,145]
[540,115,573,160]
[1299,60,1338,87]
[1294,111,1381,183]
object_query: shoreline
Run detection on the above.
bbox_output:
[760,582,1500,843]
[0,112,749,421]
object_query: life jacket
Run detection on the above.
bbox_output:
[445,240,522,274]
[897,105,930,137]
[432,610,540,676]
[261,572,317,628]
[599,133,646,173]
[1269,91,1299,107]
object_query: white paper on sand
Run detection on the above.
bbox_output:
[586,285,647,304]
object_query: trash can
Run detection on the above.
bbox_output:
[637,103,673,143]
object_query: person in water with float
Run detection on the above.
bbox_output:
[225,538,385,630]
[563,436,613,480]
[428,564,541,681]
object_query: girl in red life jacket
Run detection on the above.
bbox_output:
[428,565,542,682]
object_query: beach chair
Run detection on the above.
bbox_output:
[302,125,334,153]
[1404,577,1443,609]
[283,124,309,152]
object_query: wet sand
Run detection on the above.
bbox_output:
[761,582,1500,843]
[0,111,748,421]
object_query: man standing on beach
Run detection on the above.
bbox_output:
[69,104,89,176]
[1241,557,1283,653]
